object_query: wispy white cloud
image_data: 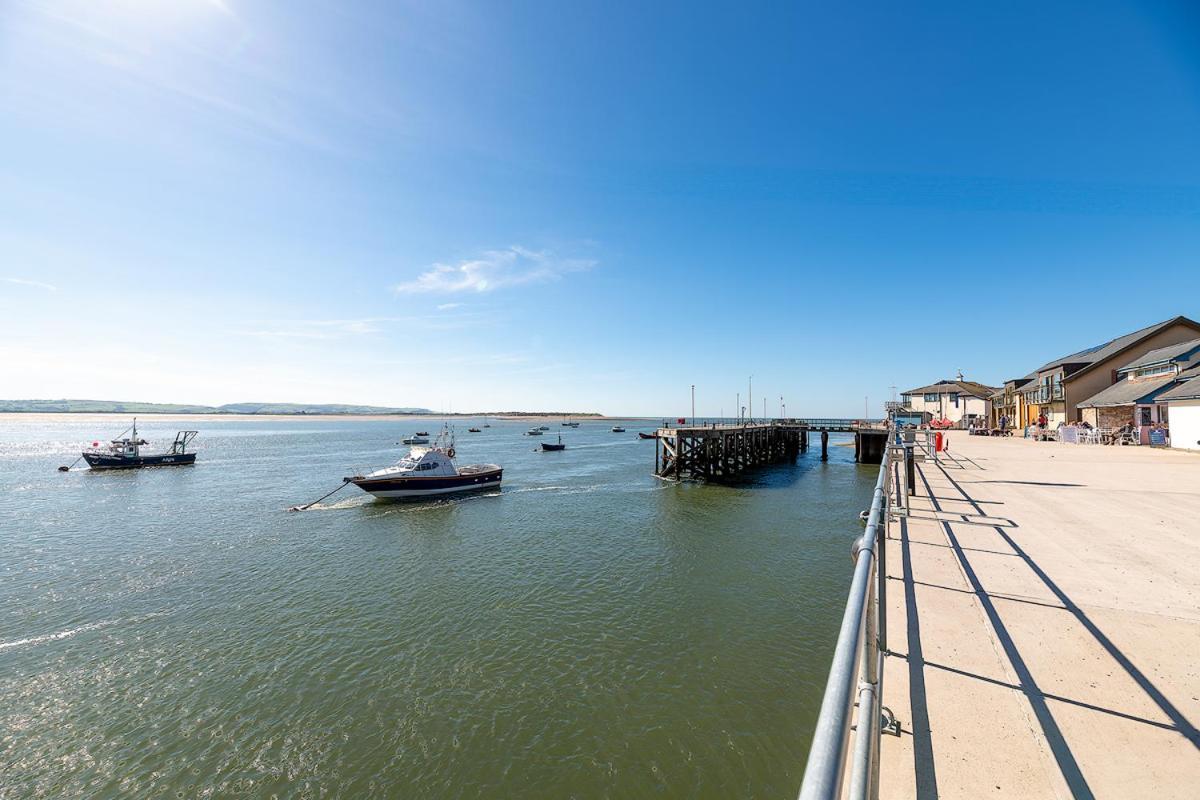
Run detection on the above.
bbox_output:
[3,277,58,292]
[394,246,596,295]
[436,302,464,311]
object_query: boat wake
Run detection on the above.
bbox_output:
[295,496,372,512]
[0,610,172,652]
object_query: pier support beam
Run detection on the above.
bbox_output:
[821,430,829,461]
[854,430,888,465]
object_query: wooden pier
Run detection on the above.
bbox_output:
[654,420,889,480]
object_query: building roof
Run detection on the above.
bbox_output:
[902,380,1000,399]
[1077,375,1178,408]
[1117,337,1200,371]
[1158,365,1200,402]
[1032,316,1200,381]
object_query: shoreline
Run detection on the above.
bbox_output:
[0,412,650,424]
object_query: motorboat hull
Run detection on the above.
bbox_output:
[82,452,197,470]
[349,467,502,499]
[541,443,565,451]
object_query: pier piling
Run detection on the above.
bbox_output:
[654,419,886,480]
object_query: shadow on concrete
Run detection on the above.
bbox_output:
[903,657,1185,736]
[887,574,1068,611]
[897,516,939,799]
[901,513,1018,528]
[917,466,1097,799]
[888,538,1023,558]
[975,480,1084,488]
[930,461,1200,757]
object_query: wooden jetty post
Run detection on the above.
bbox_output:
[654,419,887,480]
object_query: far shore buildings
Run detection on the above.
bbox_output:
[899,378,998,428]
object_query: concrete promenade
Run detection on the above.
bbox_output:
[878,434,1200,798]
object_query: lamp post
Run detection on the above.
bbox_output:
[749,376,753,424]
[691,384,695,427]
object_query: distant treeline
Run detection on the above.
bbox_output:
[0,399,604,417]
[0,400,430,415]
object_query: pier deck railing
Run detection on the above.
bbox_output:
[797,434,898,800]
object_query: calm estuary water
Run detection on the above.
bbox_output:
[0,416,878,799]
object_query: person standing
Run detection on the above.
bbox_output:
[999,414,1009,434]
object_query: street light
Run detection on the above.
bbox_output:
[691,384,695,426]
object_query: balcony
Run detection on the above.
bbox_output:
[1021,385,1064,404]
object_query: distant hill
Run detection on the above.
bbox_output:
[0,399,433,415]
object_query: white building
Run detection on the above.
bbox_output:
[1159,364,1200,451]
[899,379,998,429]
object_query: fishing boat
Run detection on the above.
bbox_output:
[541,435,566,452]
[525,428,543,436]
[611,426,626,433]
[468,427,482,433]
[78,419,198,470]
[347,427,501,500]
[402,435,430,445]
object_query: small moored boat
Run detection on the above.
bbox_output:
[347,427,501,500]
[525,428,543,436]
[468,427,481,433]
[415,431,430,437]
[80,419,198,470]
[402,435,430,445]
[541,435,566,452]
[611,426,626,433]
[538,425,550,431]
[637,431,657,440]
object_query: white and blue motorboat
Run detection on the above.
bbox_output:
[348,427,501,500]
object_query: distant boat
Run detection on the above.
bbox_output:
[611,426,626,433]
[415,431,430,436]
[525,428,543,436]
[76,418,198,470]
[638,432,657,440]
[562,417,579,427]
[538,425,550,430]
[468,427,481,433]
[347,426,501,500]
[541,435,566,452]
[402,435,430,445]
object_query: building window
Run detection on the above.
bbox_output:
[951,392,959,406]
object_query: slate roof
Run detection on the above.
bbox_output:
[1118,337,1200,371]
[902,380,1000,399]
[1032,316,1200,380]
[1158,365,1200,402]
[1077,376,1178,408]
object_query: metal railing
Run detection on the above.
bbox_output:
[797,433,901,800]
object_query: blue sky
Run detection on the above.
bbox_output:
[2,1,1199,416]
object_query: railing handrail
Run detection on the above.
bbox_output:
[797,437,893,800]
